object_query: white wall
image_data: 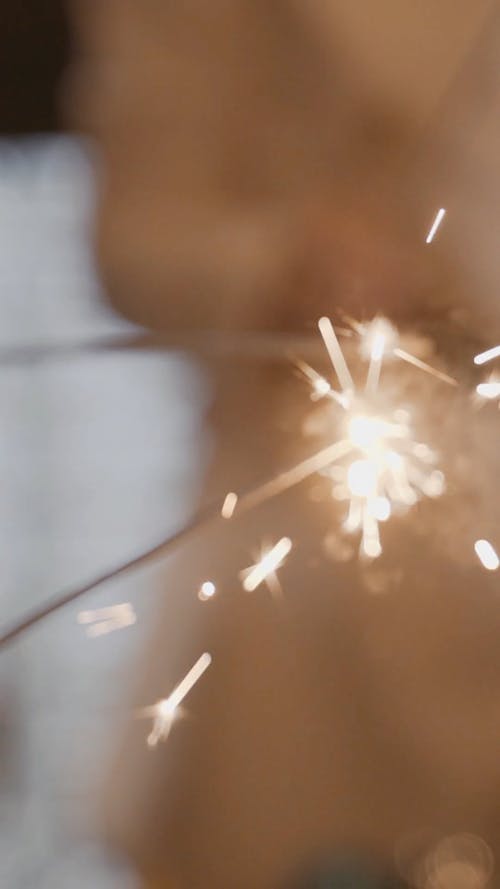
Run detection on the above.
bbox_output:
[0,138,207,887]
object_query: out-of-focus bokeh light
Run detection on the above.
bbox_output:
[198,580,217,601]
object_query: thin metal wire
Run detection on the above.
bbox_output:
[0,438,344,648]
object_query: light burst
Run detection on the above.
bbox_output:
[302,317,446,559]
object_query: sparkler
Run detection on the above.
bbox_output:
[143,652,212,747]
[307,317,446,559]
[77,602,136,637]
[0,316,462,645]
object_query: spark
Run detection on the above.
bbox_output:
[355,317,457,386]
[318,316,354,394]
[393,348,458,386]
[221,491,238,518]
[426,207,446,244]
[302,318,446,558]
[474,345,500,366]
[239,438,353,513]
[198,580,216,601]
[77,603,136,637]
[330,411,444,557]
[0,319,454,646]
[474,539,499,571]
[145,652,212,747]
[365,328,386,394]
[241,537,292,594]
[476,381,500,400]
[295,359,348,407]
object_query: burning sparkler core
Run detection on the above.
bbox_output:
[310,318,446,558]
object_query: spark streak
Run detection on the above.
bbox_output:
[426,207,446,244]
[393,348,458,386]
[77,603,136,637]
[241,537,292,592]
[303,318,446,558]
[239,439,353,512]
[476,381,500,400]
[474,345,500,366]
[198,581,216,601]
[318,316,354,394]
[474,539,499,571]
[365,329,386,394]
[146,652,212,747]
[221,491,238,518]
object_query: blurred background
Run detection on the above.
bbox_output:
[1,2,500,887]
[0,3,206,886]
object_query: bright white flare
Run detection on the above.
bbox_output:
[426,207,446,244]
[313,376,331,398]
[78,603,136,637]
[304,318,446,559]
[359,318,398,361]
[476,381,500,400]
[474,539,499,571]
[221,491,238,518]
[474,345,500,366]
[347,459,378,498]
[198,580,216,601]
[241,537,292,592]
[146,652,212,747]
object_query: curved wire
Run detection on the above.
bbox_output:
[0,438,343,648]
